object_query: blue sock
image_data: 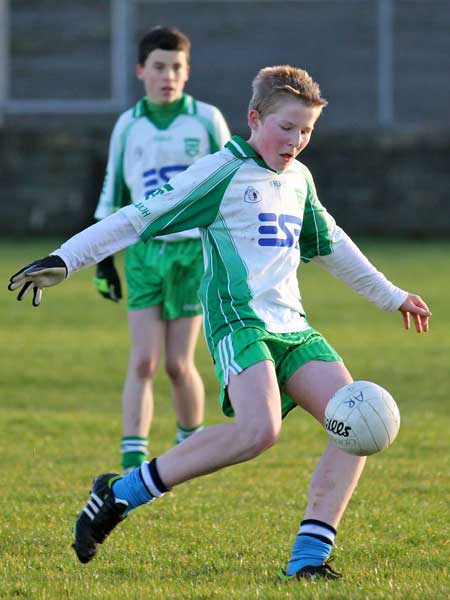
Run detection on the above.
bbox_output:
[286,519,336,576]
[112,458,169,514]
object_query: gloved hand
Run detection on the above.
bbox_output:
[8,255,68,307]
[93,255,122,302]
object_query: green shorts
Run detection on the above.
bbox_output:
[213,326,342,419]
[125,238,203,319]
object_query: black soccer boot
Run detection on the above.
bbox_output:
[276,559,343,583]
[73,473,128,563]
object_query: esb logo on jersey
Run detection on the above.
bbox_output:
[143,164,187,193]
[258,213,302,247]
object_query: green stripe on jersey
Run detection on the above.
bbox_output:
[112,120,135,210]
[194,113,222,153]
[139,158,242,241]
[299,167,335,262]
[201,213,265,353]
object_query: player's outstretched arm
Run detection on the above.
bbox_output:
[8,255,68,307]
[399,293,431,333]
[8,211,140,307]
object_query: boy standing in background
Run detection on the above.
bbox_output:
[93,26,230,471]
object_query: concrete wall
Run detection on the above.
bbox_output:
[1,123,111,237]
[2,124,449,238]
[7,1,450,131]
[304,130,450,238]
[2,1,449,238]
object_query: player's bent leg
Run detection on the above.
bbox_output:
[73,361,282,562]
[282,360,366,579]
[165,315,205,443]
[286,360,353,425]
[303,442,366,527]
[285,360,366,526]
[156,359,282,487]
[121,306,164,470]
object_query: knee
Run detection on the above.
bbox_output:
[240,421,281,459]
[134,358,158,381]
[165,357,190,382]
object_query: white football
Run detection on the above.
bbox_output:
[324,381,400,456]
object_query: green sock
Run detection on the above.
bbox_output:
[175,423,204,445]
[121,436,148,470]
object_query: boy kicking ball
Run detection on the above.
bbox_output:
[8,64,431,581]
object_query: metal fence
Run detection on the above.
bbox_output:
[1,0,449,131]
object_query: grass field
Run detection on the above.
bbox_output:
[1,239,449,600]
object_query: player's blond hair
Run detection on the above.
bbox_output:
[248,65,327,119]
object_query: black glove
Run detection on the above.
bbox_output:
[93,255,122,302]
[8,255,68,307]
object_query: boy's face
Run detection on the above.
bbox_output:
[136,49,189,104]
[247,99,322,171]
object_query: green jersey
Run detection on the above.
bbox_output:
[122,135,336,352]
[57,136,407,351]
[95,94,230,242]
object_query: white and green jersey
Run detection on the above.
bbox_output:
[56,134,407,354]
[94,94,230,242]
[121,135,337,350]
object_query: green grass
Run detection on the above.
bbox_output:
[1,239,449,599]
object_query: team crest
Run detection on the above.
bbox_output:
[184,137,200,157]
[244,186,262,203]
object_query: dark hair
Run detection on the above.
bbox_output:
[138,26,191,65]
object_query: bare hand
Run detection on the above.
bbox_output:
[399,294,431,333]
